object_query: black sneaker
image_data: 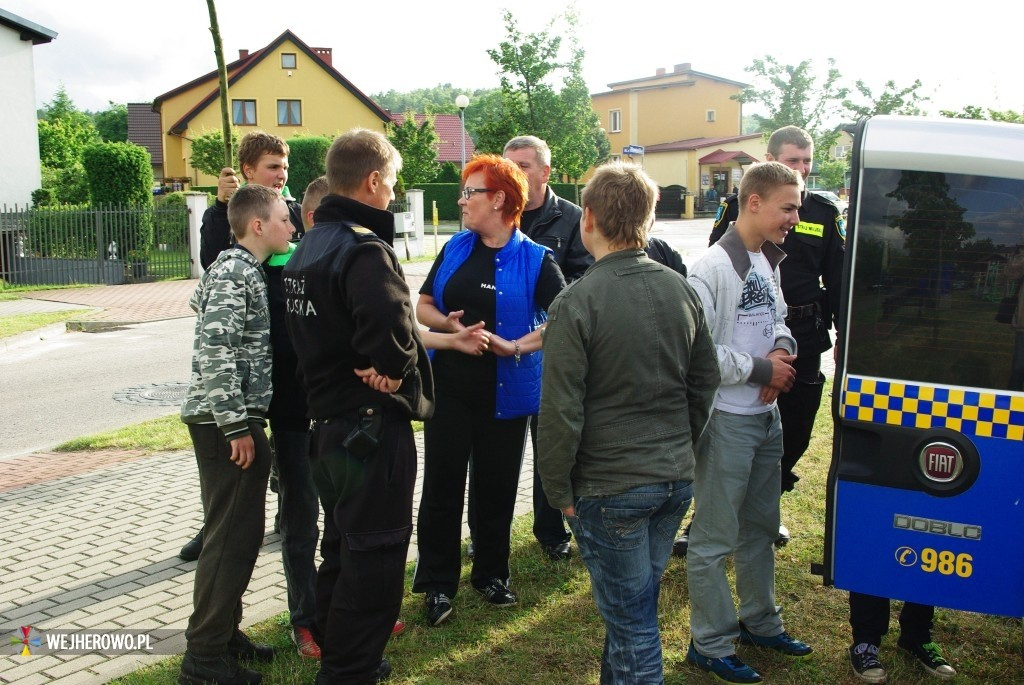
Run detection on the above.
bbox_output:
[179,651,262,685]
[540,541,571,561]
[775,523,790,548]
[179,529,204,562]
[897,638,956,679]
[672,523,691,558]
[474,578,517,606]
[849,643,887,684]
[425,592,453,627]
[227,629,274,663]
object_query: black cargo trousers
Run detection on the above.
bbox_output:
[777,313,828,493]
[309,409,416,685]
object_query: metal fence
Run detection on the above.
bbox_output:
[0,203,190,287]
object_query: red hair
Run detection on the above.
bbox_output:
[463,154,529,227]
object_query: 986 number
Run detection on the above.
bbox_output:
[920,549,972,578]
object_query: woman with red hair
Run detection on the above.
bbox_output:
[412,154,565,626]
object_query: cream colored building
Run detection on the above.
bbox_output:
[152,30,391,186]
[590,63,766,197]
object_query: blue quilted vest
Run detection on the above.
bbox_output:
[432,229,549,419]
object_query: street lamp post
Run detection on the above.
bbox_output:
[456,94,469,231]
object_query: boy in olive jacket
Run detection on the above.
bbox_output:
[538,161,719,684]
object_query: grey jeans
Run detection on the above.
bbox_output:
[687,407,784,658]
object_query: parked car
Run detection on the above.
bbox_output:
[810,189,848,216]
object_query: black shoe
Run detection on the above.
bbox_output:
[179,529,204,562]
[179,651,261,685]
[775,523,790,548]
[474,578,517,606]
[672,523,691,558]
[896,638,956,679]
[425,592,453,627]
[371,658,391,683]
[227,629,274,663]
[315,659,390,685]
[849,643,886,683]
[540,541,571,561]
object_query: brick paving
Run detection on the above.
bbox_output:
[0,437,537,684]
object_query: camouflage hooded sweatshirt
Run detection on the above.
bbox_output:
[180,246,273,440]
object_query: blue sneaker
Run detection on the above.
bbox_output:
[687,641,763,683]
[738,621,813,657]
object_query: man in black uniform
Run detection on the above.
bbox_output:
[283,128,434,685]
[503,135,592,560]
[675,125,844,555]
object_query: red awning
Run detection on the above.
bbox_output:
[699,149,759,164]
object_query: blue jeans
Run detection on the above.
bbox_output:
[688,407,784,658]
[567,481,693,685]
[273,429,320,629]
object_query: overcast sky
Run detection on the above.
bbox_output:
[11,0,1023,119]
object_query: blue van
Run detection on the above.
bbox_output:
[824,115,1024,617]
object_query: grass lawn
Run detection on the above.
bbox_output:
[0,309,92,339]
[54,414,191,452]
[106,385,1023,684]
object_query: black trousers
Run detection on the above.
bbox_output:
[310,412,415,685]
[849,591,935,646]
[778,322,827,493]
[185,421,271,656]
[469,415,570,547]
[413,381,529,596]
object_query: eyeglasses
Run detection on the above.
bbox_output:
[460,187,493,200]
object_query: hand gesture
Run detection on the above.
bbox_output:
[452,321,491,356]
[217,167,241,203]
[354,367,402,393]
[229,434,255,469]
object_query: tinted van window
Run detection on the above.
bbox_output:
[846,168,1024,390]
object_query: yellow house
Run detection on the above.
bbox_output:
[590,63,766,197]
[153,29,391,186]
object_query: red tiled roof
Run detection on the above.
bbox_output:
[154,29,390,134]
[388,113,476,163]
[643,133,762,153]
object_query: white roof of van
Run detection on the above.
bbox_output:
[860,115,1024,181]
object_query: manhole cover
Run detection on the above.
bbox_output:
[113,382,189,406]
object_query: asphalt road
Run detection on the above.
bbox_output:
[0,217,716,462]
[0,317,194,459]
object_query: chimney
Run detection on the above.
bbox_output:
[674,63,691,73]
[312,47,332,67]
[239,49,249,60]
[656,67,666,76]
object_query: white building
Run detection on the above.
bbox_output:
[0,9,56,208]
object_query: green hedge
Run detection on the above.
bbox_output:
[287,135,333,203]
[81,142,154,259]
[25,204,95,259]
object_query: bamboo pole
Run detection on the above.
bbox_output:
[206,0,233,167]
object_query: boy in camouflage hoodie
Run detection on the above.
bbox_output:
[179,184,294,685]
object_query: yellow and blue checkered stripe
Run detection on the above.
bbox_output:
[841,375,1024,440]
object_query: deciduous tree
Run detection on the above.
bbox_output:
[387,113,441,188]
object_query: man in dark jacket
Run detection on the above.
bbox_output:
[502,135,593,560]
[284,128,433,685]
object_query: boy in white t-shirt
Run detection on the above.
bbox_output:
[685,161,811,684]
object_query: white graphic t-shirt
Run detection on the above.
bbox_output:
[716,250,778,415]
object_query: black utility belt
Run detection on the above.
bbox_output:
[786,303,818,320]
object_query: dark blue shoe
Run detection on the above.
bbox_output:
[738,621,813,657]
[687,641,762,683]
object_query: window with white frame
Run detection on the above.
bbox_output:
[706,109,716,122]
[609,109,622,133]
[834,144,851,159]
